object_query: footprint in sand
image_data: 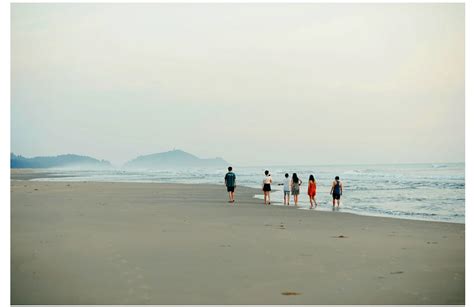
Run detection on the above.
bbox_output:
[390,271,404,274]
[106,247,152,304]
[121,270,130,276]
[140,294,151,302]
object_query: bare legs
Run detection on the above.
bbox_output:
[309,195,316,209]
[293,194,299,206]
[284,193,289,205]
[228,191,235,203]
[263,191,271,205]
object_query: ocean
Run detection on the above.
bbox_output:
[29,163,465,223]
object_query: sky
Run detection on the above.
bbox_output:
[11,3,464,166]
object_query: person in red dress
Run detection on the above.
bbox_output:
[308,174,317,209]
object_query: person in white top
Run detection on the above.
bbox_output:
[278,173,291,205]
[262,170,273,205]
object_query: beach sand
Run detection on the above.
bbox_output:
[11,179,465,304]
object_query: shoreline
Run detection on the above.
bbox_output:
[12,168,464,225]
[21,178,465,225]
[254,190,466,225]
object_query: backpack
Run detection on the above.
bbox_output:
[333,180,341,194]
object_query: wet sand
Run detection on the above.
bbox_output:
[11,179,465,304]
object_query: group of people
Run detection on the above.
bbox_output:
[224,166,343,208]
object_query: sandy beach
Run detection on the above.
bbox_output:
[11,178,465,304]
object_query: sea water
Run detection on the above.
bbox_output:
[30,163,465,223]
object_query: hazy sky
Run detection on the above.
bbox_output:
[11,3,464,166]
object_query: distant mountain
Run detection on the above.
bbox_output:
[124,149,229,169]
[11,153,112,169]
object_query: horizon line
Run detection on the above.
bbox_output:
[11,151,465,168]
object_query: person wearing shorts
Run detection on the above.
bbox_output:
[282,173,291,205]
[262,170,272,205]
[291,173,302,206]
[330,176,343,207]
[224,166,236,204]
[278,173,291,205]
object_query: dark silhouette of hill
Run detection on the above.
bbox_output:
[11,153,112,169]
[124,149,228,169]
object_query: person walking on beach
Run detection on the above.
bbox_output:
[308,174,317,209]
[278,173,291,205]
[330,176,343,207]
[224,166,236,203]
[262,170,272,205]
[291,173,302,206]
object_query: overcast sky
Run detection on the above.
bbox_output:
[11,3,464,166]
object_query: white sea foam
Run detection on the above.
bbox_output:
[30,163,465,223]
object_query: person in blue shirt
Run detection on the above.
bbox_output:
[224,166,236,204]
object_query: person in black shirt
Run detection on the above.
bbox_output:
[224,166,236,203]
[330,176,343,208]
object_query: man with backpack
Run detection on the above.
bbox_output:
[330,176,343,208]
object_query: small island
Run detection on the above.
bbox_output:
[124,149,229,169]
